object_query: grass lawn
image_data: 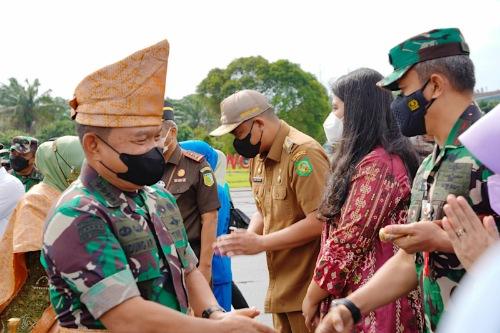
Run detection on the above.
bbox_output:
[225,168,250,188]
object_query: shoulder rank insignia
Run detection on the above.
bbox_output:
[182,149,204,162]
[283,136,295,154]
[295,157,313,177]
[291,150,307,162]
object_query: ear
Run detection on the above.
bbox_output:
[82,133,101,161]
[171,126,178,138]
[428,73,447,99]
[253,117,265,129]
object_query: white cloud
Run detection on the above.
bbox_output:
[0,0,498,100]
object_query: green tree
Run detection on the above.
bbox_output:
[0,78,69,134]
[0,129,25,147]
[170,94,218,129]
[36,119,77,142]
[197,56,331,142]
[478,99,500,113]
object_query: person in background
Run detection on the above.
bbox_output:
[0,145,12,171]
[410,135,435,163]
[0,143,24,238]
[317,27,498,333]
[302,68,422,332]
[322,100,344,160]
[161,103,220,284]
[9,136,43,191]
[179,140,233,312]
[0,136,85,333]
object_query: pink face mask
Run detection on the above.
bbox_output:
[488,174,500,215]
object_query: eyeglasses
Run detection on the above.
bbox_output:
[52,141,79,184]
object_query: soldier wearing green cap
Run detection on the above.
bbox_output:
[9,136,43,191]
[316,28,498,333]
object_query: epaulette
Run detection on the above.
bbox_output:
[283,136,296,154]
[182,149,204,162]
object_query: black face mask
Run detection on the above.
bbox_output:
[390,80,436,137]
[97,136,165,186]
[10,155,29,172]
[233,121,263,158]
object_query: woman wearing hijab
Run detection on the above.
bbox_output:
[179,140,233,311]
[0,136,84,333]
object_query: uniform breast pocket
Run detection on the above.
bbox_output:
[433,162,472,201]
[431,161,472,220]
[272,185,287,200]
[169,182,190,198]
[113,218,163,281]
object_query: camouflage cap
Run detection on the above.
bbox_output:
[210,90,272,136]
[10,136,39,154]
[379,28,470,90]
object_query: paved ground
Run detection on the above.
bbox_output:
[230,188,273,326]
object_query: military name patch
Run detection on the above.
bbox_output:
[295,157,313,177]
[77,217,106,243]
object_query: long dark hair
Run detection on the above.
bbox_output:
[320,68,419,219]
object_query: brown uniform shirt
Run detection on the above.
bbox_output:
[250,120,329,313]
[163,145,220,258]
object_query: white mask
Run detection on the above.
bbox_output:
[323,112,343,145]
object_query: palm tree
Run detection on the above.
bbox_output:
[0,78,69,134]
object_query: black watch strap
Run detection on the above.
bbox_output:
[330,298,362,324]
[202,305,226,319]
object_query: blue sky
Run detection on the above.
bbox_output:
[1,0,499,100]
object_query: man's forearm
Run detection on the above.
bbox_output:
[101,296,220,333]
[348,249,418,315]
[248,211,264,235]
[260,212,322,252]
[185,269,220,317]
[199,212,218,269]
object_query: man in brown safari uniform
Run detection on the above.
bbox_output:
[212,90,330,333]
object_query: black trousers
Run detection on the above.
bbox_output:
[231,281,249,309]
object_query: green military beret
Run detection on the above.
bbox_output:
[379,28,470,91]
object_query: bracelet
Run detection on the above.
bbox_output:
[202,305,226,319]
[330,298,361,324]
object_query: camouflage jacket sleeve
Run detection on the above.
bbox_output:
[42,196,140,320]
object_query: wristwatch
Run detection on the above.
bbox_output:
[202,305,226,319]
[330,298,361,324]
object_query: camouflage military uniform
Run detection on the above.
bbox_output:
[408,104,499,332]
[41,163,198,329]
[11,168,43,192]
[9,136,43,191]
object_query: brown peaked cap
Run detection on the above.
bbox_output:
[69,39,169,128]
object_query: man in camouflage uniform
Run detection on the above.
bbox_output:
[41,40,273,333]
[317,28,499,333]
[9,136,43,191]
